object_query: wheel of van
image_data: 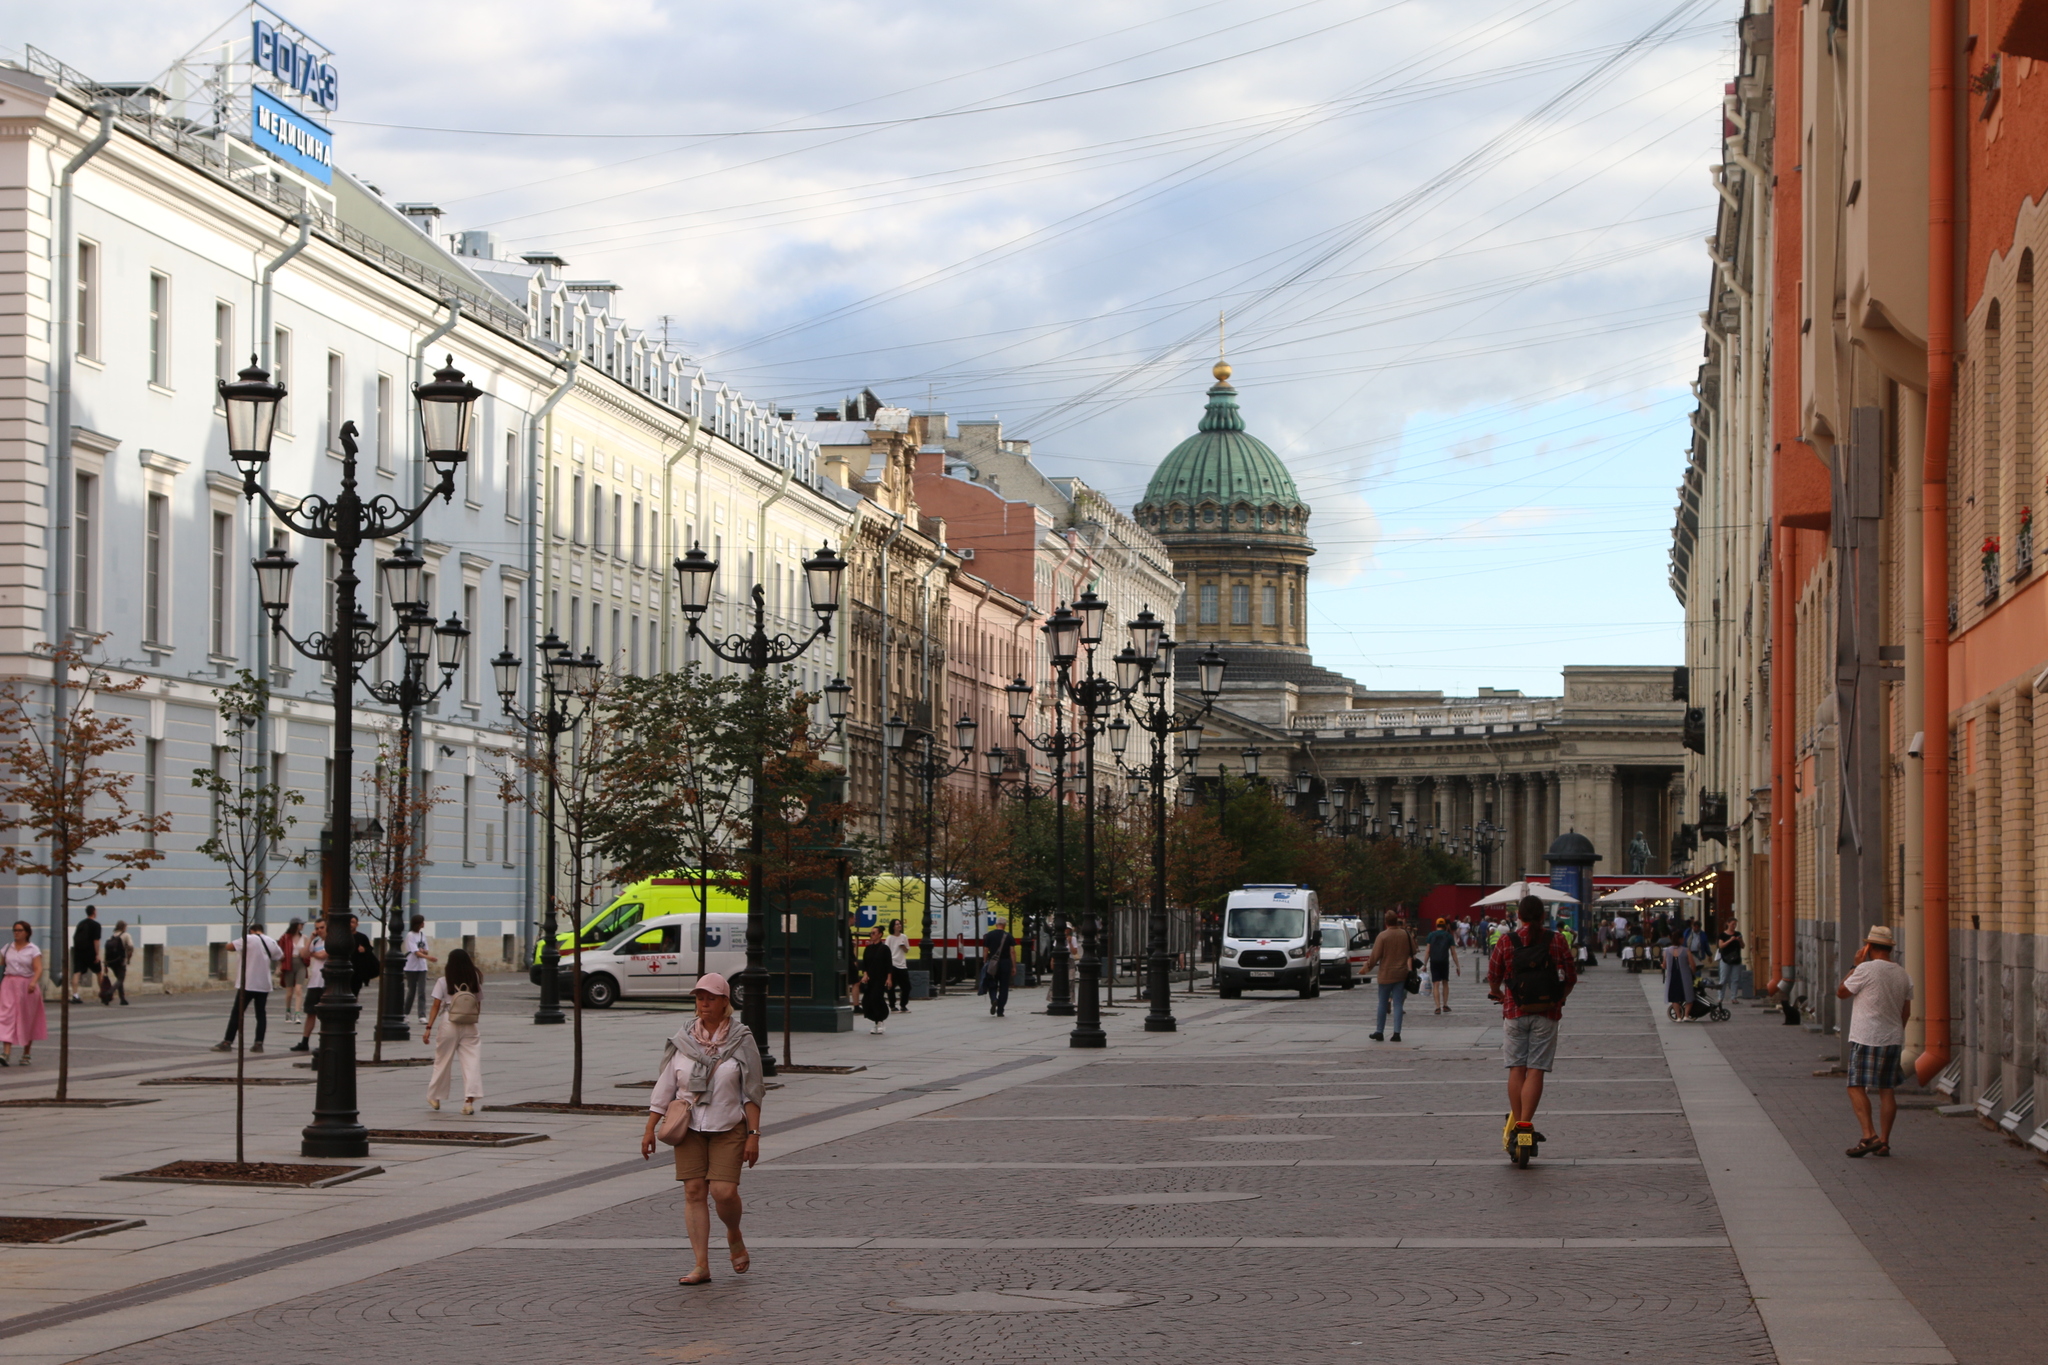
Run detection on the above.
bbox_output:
[582,974,618,1009]
[1219,986,1241,999]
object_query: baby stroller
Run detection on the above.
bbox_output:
[1671,970,1732,1023]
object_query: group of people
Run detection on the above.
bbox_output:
[849,918,1021,1033]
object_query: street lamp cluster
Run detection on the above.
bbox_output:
[219,355,480,1158]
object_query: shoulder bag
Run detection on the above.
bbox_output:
[656,1094,693,1145]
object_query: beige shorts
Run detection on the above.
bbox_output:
[672,1123,747,1184]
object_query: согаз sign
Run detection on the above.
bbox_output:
[252,18,338,112]
[252,87,333,185]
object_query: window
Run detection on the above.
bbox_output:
[214,302,234,386]
[611,492,623,557]
[1198,583,1218,625]
[591,483,606,548]
[571,474,584,543]
[76,240,100,359]
[1231,584,1251,626]
[610,608,620,664]
[210,511,233,655]
[144,493,169,644]
[148,272,170,386]
[325,353,344,453]
[504,432,520,519]
[376,374,394,471]
[72,472,95,631]
[568,595,581,652]
[503,593,518,657]
[629,613,641,675]
[632,499,643,565]
[144,738,160,851]
[463,585,479,703]
[1261,584,1276,627]
[273,327,292,431]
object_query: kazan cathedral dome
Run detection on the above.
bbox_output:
[1135,362,1351,689]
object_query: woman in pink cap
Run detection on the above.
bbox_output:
[639,972,765,1284]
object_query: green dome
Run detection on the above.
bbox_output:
[1139,371,1304,514]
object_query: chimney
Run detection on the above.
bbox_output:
[396,203,443,238]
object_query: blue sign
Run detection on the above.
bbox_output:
[252,87,332,185]
[252,19,338,111]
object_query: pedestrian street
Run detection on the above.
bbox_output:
[8,957,2014,1364]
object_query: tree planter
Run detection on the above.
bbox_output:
[365,1128,548,1147]
[0,1097,159,1108]
[483,1101,648,1115]
[104,1160,381,1188]
[0,1216,146,1243]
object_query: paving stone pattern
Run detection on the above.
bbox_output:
[81,968,1777,1364]
[1712,1006,2048,1365]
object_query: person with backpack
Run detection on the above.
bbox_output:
[1487,896,1579,1162]
[979,920,1015,1017]
[423,948,484,1114]
[102,920,134,1005]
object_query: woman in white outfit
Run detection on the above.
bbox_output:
[423,948,483,1114]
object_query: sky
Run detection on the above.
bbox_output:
[4,0,1736,695]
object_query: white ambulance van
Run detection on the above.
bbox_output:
[1216,884,1322,999]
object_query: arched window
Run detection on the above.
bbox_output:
[2017,251,2035,577]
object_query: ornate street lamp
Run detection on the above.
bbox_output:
[887,715,980,993]
[224,357,476,1160]
[672,541,845,1075]
[492,631,599,1026]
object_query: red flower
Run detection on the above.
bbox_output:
[1983,535,2001,555]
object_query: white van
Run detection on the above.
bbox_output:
[1216,885,1322,999]
[1318,916,1368,989]
[571,911,748,1008]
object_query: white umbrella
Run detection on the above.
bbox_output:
[1595,880,1699,906]
[1472,880,1579,907]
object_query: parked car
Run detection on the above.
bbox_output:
[1319,916,1367,988]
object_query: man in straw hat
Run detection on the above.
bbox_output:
[1835,924,1913,1158]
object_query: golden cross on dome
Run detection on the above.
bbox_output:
[1214,311,1232,385]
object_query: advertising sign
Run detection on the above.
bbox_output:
[251,86,332,184]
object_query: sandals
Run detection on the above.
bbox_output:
[1846,1135,1882,1158]
[678,1269,712,1286]
[729,1242,751,1275]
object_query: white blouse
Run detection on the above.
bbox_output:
[648,1047,746,1133]
[3,943,40,978]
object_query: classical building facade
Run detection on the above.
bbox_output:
[1126,364,1685,879]
[1670,0,2048,1150]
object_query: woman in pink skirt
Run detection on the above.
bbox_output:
[1,919,49,1065]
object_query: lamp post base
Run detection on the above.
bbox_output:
[300,1122,369,1159]
[532,1007,566,1025]
[1045,1002,1077,1016]
[1067,1024,1106,1048]
[1143,1016,1177,1033]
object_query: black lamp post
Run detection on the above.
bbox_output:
[886,712,979,992]
[1108,613,1225,1033]
[1013,593,1120,1046]
[672,541,846,1077]
[365,540,469,1043]
[1007,668,1083,1013]
[490,632,601,1025]
[222,357,478,1159]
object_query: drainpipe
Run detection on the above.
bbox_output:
[877,510,907,843]
[1915,0,1956,1086]
[1900,389,1927,1057]
[249,212,312,929]
[524,354,577,953]
[49,101,113,961]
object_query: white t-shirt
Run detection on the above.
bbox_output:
[305,935,326,990]
[403,930,431,972]
[885,933,908,970]
[229,933,282,992]
[1843,957,1913,1047]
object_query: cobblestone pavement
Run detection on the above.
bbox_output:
[79,967,1784,1364]
[1711,1004,2048,1365]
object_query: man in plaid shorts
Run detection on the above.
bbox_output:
[1835,924,1913,1158]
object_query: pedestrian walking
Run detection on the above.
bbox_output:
[1836,924,1913,1158]
[1487,896,1578,1163]
[212,923,282,1053]
[69,905,101,1003]
[288,921,329,1052]
[0,921,48,1065]
[885,919,911,1012]
[1362,910,1418,1042]
[859,929,893,1034]
[1426,917,1460,1014]
[423,948,483,1114]
[277,918,305,1021]
[402,914,435,1023]
[639,973,764,1285]
[345,915,380,999]
[980,920,1015,1017]
[1663,932,1698,1021]
[103,919,134,1005]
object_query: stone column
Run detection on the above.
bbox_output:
[1586,763,1618,873]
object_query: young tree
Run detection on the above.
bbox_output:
[352,722,444,1062]
[587,665,752,977]
[191,672,305,1159]
[0,644,172,1100]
